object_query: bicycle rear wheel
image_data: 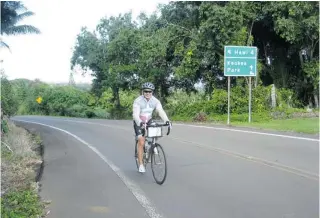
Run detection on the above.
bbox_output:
[151,143,167,185]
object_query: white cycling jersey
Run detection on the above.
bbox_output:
[132,95,169,126]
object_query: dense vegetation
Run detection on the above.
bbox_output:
[70,1,319,107]
[1,1,319,125]
[1,2,47,217]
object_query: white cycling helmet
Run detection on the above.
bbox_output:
[141,82,155,91]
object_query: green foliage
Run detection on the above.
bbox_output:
[1,76,19,116]
[40,86,89,116]
[3,1,318,124]
[1,1,40,50]
[7,75,315,129]
[269,1,319,45]
[1,189,44,218]
[67,1,319,107]
[302,60,319,93]
[167,85,301,121]
[1,119,9,134]
[166,89,205,115]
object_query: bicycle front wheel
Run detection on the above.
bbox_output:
[151,143,167,185]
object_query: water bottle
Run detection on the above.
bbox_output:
[145,141,150,159]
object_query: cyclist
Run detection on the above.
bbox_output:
[132,82,172,173]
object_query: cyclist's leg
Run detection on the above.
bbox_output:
[133,121,145,167]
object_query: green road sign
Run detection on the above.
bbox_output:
[224,46,257,76]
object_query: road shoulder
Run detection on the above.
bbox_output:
[14,121,149,218]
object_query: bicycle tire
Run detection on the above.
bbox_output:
[151,143,167,185]
[134,140,139,170]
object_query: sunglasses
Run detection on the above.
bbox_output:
[143,90,153,93]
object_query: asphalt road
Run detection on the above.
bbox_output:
[12,115,319,218]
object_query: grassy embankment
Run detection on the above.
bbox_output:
[1,119,48,217]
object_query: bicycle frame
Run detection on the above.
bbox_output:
[141,121,171,162]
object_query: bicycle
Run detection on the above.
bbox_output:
[134,120,171,185]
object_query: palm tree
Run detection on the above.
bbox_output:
[1,1,40,49]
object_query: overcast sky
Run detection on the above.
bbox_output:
[0,0,170,84]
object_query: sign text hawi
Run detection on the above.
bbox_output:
[224,46,257,77]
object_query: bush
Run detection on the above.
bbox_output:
[8,76,307,123]
[193,112,208,122]
[65,104,87,117]
[166,89,205,116]
[252,85,272,113]
[208,112,272,123]
[109,106,131,119]
[1,77,19,117]
[92,107,110,118]
[85,109,95,118]
[1,189,44,218]
[210,89,228,114]
[167,85,303,120]
[276,88,301,108]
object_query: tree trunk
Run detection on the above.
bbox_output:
[271,84,276,108]
[314,93,319,108]
[246,20,254,46]
[113,87,120,108]
[246,20,259,88]
[298,50,304,67]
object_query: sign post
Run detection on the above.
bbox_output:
[227,76,230,125]
[249,77,252,123]
[224,46,257,124]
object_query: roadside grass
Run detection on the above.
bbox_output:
[16,112,319,134]
[172,113,319,134]
[231,117,319,134]
[1,120,47,218]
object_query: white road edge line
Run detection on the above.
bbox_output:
[54,119,318,180]
[55,118,319,142]
[19,116,319,142]
[13,119,164,218]
[173,123,319,142]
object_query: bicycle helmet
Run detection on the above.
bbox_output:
[141,82,155,91]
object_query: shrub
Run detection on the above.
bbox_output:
[65,104,87,117]
[193,112,208,122]
[92,107,109,118]
[1,189,44,218]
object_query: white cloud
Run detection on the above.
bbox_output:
[0,0,170,84]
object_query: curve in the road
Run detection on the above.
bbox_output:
[18,118,318,182]
[13,119,165,218]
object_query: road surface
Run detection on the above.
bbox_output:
[12,115,319,218]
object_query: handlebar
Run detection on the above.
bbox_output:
[142,122,172,136]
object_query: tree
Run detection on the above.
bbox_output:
[1,1,40,49]
[70,1,319,108]
[266,1,319,106]
[71,27,105,96]
[1,73,19,116]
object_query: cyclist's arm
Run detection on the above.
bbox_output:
[133,101,142,126]
[155,100,169,122]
